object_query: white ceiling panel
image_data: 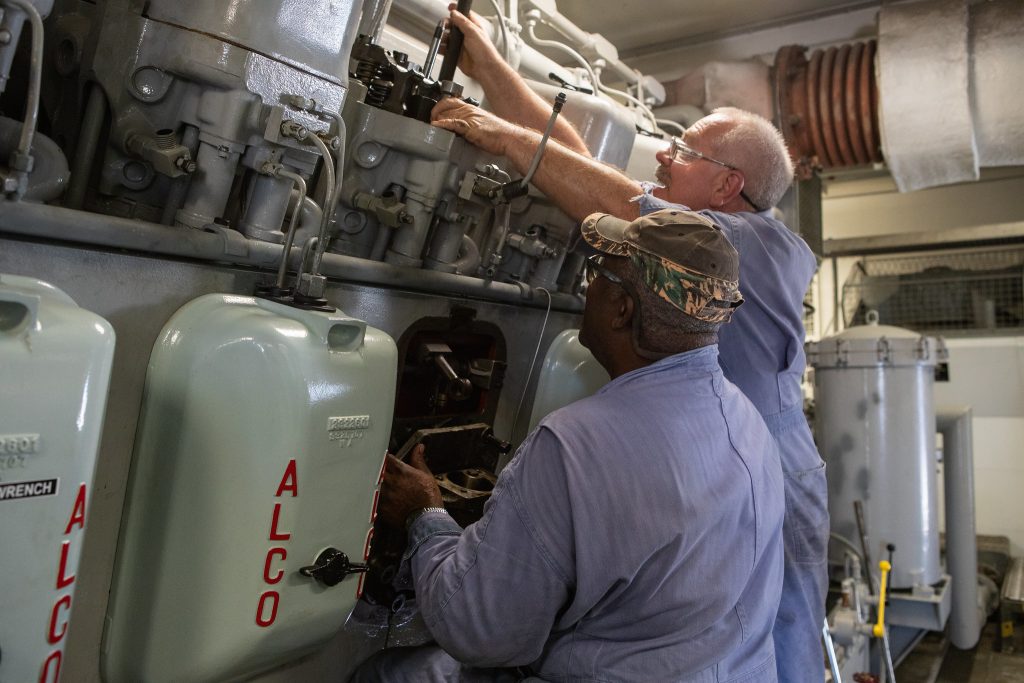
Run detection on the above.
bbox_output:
[555,0,880,57]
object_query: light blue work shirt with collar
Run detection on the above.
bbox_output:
[635,186,829,683]
[385,346,785,682]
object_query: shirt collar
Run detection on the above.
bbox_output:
[598,344,720,393]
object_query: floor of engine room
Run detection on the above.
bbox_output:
[897,616,1024,682]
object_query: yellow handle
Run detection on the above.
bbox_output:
[873,560,892,638]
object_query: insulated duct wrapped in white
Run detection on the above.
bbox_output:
[877,0,1024,192]
[971,0,1024,168]
[877,0,976,192]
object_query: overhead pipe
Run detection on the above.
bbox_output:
[519,0,638,86]
[0,201,583,313]
[773,0,1023,189]
[937,406,982,650]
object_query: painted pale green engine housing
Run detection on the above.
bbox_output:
[527,329,609,433]
[102,294,397,683]
[0,275,115,683]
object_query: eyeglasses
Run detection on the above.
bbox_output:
[668,137,765,212]
[585,254,623,287]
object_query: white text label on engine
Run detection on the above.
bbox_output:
[0,477,59,501]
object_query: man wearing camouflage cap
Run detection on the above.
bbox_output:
[355,209,785,682]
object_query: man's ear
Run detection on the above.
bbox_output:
[713,169,745,206]
[610,290,635,331]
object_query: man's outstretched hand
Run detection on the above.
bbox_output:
[378,444,444,529]
[431,97,517,156]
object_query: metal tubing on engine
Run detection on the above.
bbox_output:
[938,406,982,650]
[176,141,241,228]
[67,83,107,210]
[0,200,583,312]
[0,117,68,201]
[0,0,43,164]
[240,173,294,242]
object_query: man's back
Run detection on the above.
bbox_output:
[513,345,784,681]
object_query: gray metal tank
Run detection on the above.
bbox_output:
[146,0,362,84]
[807,313,947,589]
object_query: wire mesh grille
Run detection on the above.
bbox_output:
[803,272,818,340]
[842,247,1024,335]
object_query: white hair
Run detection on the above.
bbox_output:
[708,107,794,210]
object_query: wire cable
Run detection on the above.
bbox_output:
[509,286,553,441]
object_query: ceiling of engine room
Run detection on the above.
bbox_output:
[556,0,879,58]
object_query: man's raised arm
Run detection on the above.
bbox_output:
[432,97,641,223]
[445,7,590,157]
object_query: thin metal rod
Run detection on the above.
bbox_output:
[423,21,444,78]
[2,0,43,162]
[305,133,335,278]
[881,627,897,683]
[67,83,107,210]
[274,170,307,289]
[520,92,566,188]
[854,499,875,595]
[822,618,843,683]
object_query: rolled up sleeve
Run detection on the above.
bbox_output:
[405,429,573,668]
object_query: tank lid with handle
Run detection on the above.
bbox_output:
[807,310,948,368]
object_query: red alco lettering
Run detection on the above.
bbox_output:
[47,595,71,644]
[268,503,290,541]
[257,461,298,627]
[38,650,61,683]
[63,484,87,535]
[263,548,287,584]
[276,459,298,497]
[255,591,280,627]
[55,541,75,589]
[41,484,87,680]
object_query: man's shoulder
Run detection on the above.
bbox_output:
[703,210,815,266]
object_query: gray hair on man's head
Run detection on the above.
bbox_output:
[707,106,794,210]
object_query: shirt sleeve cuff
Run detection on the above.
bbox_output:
[403,509,463,562]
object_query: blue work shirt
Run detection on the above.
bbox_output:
[402,346,784,682]
[636,187,829,683]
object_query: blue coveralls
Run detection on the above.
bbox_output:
[637,189,829,683]
[352,347,785,682]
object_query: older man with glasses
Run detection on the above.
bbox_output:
[429,7,828,682]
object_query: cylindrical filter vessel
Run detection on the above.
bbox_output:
[807,315,946,589]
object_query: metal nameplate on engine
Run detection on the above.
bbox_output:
[327,415,371,448]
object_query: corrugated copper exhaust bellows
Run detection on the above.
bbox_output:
[775,41,883,176]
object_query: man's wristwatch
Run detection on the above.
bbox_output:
[405,506,449,531]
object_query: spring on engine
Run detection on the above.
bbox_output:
[354,59,394,108]
[366,78,393,107]
[354,59,380,86]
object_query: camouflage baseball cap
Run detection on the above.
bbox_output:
[581,209,743,323]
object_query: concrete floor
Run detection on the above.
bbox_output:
[897,618,1024,683]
